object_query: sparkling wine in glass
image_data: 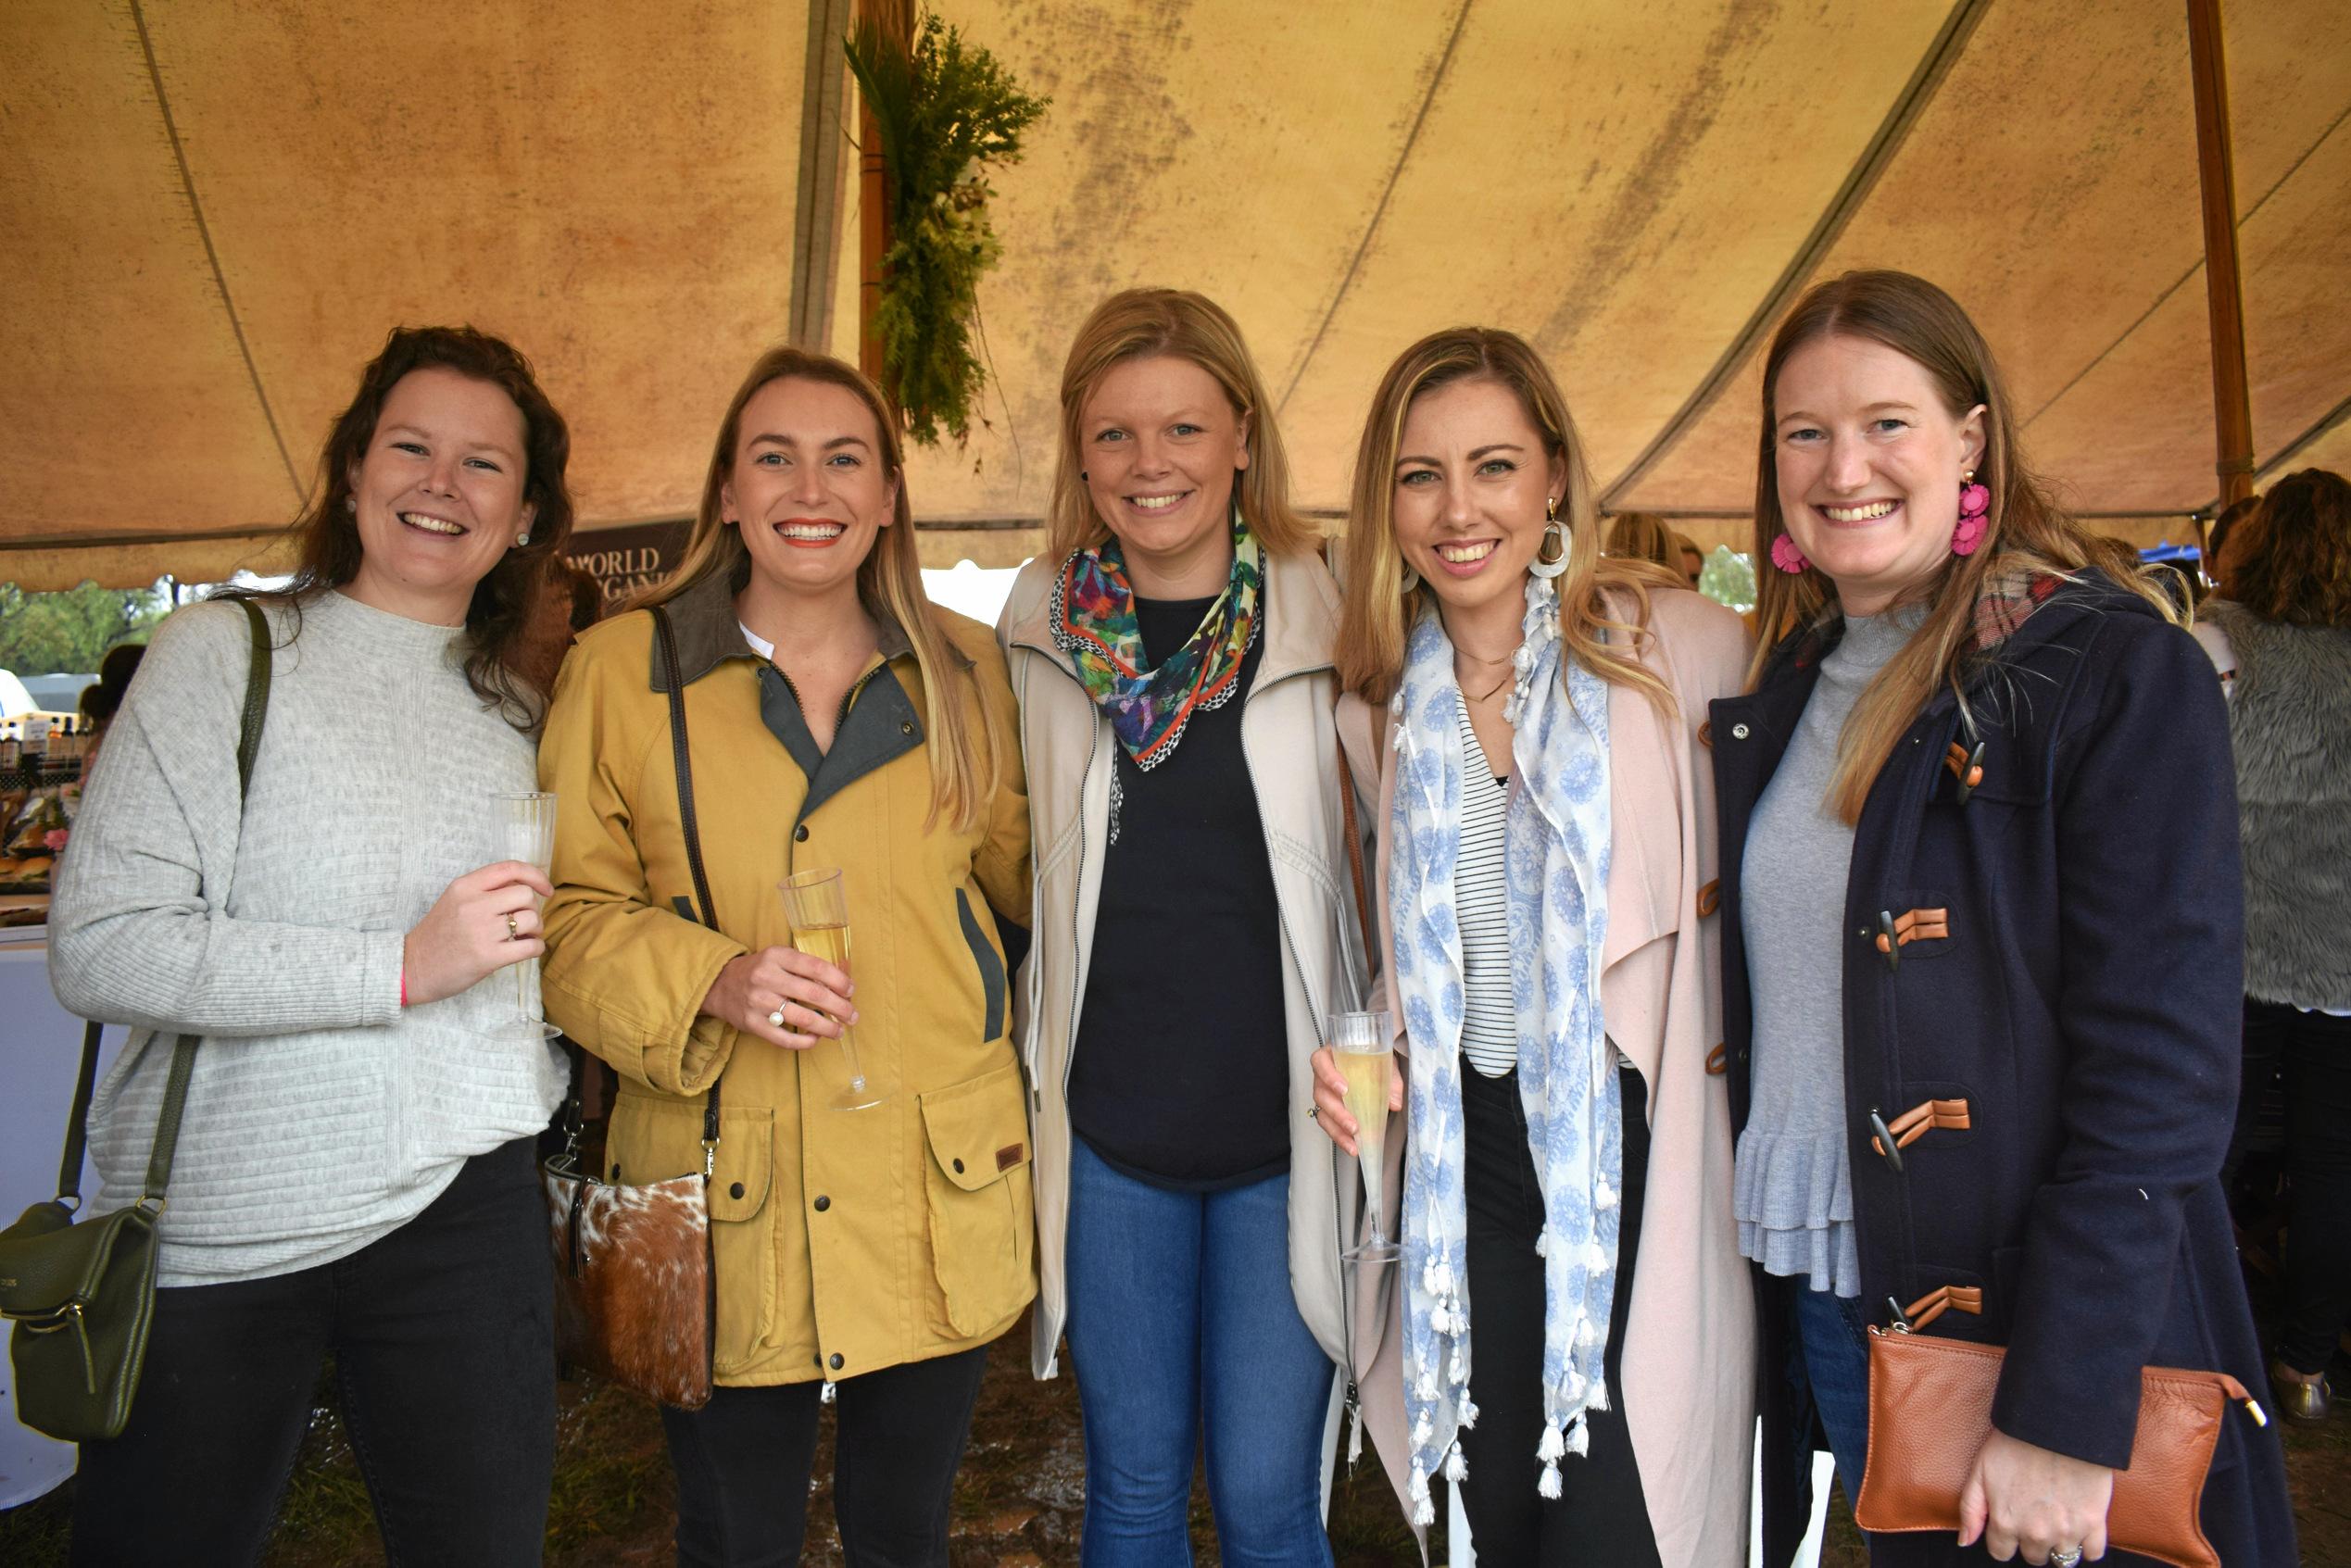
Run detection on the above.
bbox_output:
[490,790,561,1039]
[778,867,881,1111]
[1332,1010,1400,1263]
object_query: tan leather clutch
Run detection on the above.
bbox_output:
[1854,1324,2267,1568]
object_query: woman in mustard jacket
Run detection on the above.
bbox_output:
[538,346,1032,1568]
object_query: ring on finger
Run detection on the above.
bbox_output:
[505,912,520,940]
[767,1007,787,1030]
[2050,1550,2082,1568]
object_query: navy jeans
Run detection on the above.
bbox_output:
[1794,1285,1873,1503]
[1062,1136,1336,1568]
[69,1136,554,1567]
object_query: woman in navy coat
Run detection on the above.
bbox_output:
[1714,271,2294,1567]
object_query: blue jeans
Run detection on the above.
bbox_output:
[1794,1285,1874,1501]
[1063,1136,1336,1568]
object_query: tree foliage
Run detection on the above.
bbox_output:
[0,582,169,676]
[847,11,1048,448]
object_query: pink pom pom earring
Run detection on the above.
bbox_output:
[1952,471,1991,557]
[1769,533,1810,574]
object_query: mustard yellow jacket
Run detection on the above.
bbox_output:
[537,567,1034,1386]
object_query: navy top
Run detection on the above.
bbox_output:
[1068,593,1289,1190]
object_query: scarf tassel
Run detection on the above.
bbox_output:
[1443,1441,1468,1483]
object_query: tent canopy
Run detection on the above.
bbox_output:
[6,0,2347,590]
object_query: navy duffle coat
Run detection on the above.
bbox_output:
[1712,574,2295,1567]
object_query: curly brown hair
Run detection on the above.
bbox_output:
[2224,468,2351,628]
[235,325,574,730]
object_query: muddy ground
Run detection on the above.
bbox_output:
[5,1298,2343,1565]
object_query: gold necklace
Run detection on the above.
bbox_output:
[1464,670,1513,704]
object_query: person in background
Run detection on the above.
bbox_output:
[1718,270,2293,1567]
[74,640,145,781]
[997,287,1374,1567]
[2203,492,2264,596]
[1606,510,1676,569]
[1323,327,1755,1565]
[50,324,574,1563]
[2194,468,2351,1424]
[1673,530,1706,588]
[538,345,1031,1568]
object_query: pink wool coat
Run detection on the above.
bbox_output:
[1347,587,1756,1565]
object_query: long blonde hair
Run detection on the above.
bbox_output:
[1749,270,2171,823]
[636,346,998,833]
[1334,327,1677,709]
[1048,288,1317,560]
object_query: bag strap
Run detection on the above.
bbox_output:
[59,598,273,1209]
[650,606,722,1156]
[1334,726,1374,974]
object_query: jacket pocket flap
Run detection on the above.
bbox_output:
[918,1061,1030,1192]
[610,1095,774,1221]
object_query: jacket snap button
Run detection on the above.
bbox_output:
[899,720,914,735]
[610,1162,622,1179]
[729,1181,745,1199]
[829,1352,844,1370]
[1731,722,1750,740]
[794,824,810,842]
[813,1195,831,1211]
[952,1158,965,1173]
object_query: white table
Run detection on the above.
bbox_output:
[0,940,126,1508]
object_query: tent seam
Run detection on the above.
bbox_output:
[130,0,305,508]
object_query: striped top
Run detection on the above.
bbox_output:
[1454,696,1517,1077]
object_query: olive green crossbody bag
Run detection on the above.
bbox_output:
[0,597,271,1442]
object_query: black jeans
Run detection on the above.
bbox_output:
[70,1136,555,1567]
[1451,1062,1662,1567]
[2241,999,2351,1374]
[660,1343,989,1567]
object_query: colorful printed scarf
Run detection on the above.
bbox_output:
[1387,571,1620,1520]
[1049,508,1264,770]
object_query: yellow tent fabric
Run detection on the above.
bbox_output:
[4,1,2345,590]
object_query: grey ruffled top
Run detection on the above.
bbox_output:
[1733,606,1921,1297]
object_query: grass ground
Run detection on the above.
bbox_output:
[4,1306,2342,1565]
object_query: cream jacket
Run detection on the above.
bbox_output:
[996,547,1380,1379]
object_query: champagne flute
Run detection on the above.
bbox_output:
[490,790,561,1039]
[778,867,881,1111]
[1332,1010,1400,1263]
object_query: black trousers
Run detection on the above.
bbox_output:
[70,1136,555,1567]
[660,1343,989,1568]
[2241,998,2351,1374]
[1452,1062,1662,1567]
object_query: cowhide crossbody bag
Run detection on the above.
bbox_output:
[539,605,717,1410]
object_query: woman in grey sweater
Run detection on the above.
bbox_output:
[49,325,574,1565]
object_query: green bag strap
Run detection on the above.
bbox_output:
[57,597,274,1211]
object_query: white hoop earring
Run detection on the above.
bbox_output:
[1528,499,1570,580]
[1401,564,1419,594]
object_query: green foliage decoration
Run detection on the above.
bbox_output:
[846,11,1047,448]
[1697,545,1758,613]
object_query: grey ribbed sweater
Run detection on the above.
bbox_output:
[49,591,565,1286]
[1732,608,1918,1298]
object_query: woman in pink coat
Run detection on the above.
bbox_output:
[1316,327,1756,1564]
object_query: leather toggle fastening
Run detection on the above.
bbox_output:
[1870,1098,1972,1158]
[1892,1285,1983,1332]
[1697,879,1722,917]
[1944,740,1987,804]
[1704,1043,1729,1076]
[1873,908,1949,969]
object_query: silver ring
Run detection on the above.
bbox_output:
[505,913,520,940]
[2050,1549,2082,1568]
[767,1008,787,1030]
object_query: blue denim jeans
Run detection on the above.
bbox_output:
[1062,1136,1336,1568]
[1794,1285,1874,1501]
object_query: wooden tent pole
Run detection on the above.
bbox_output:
[2186,0,2256,508]
[856,0,914,393]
